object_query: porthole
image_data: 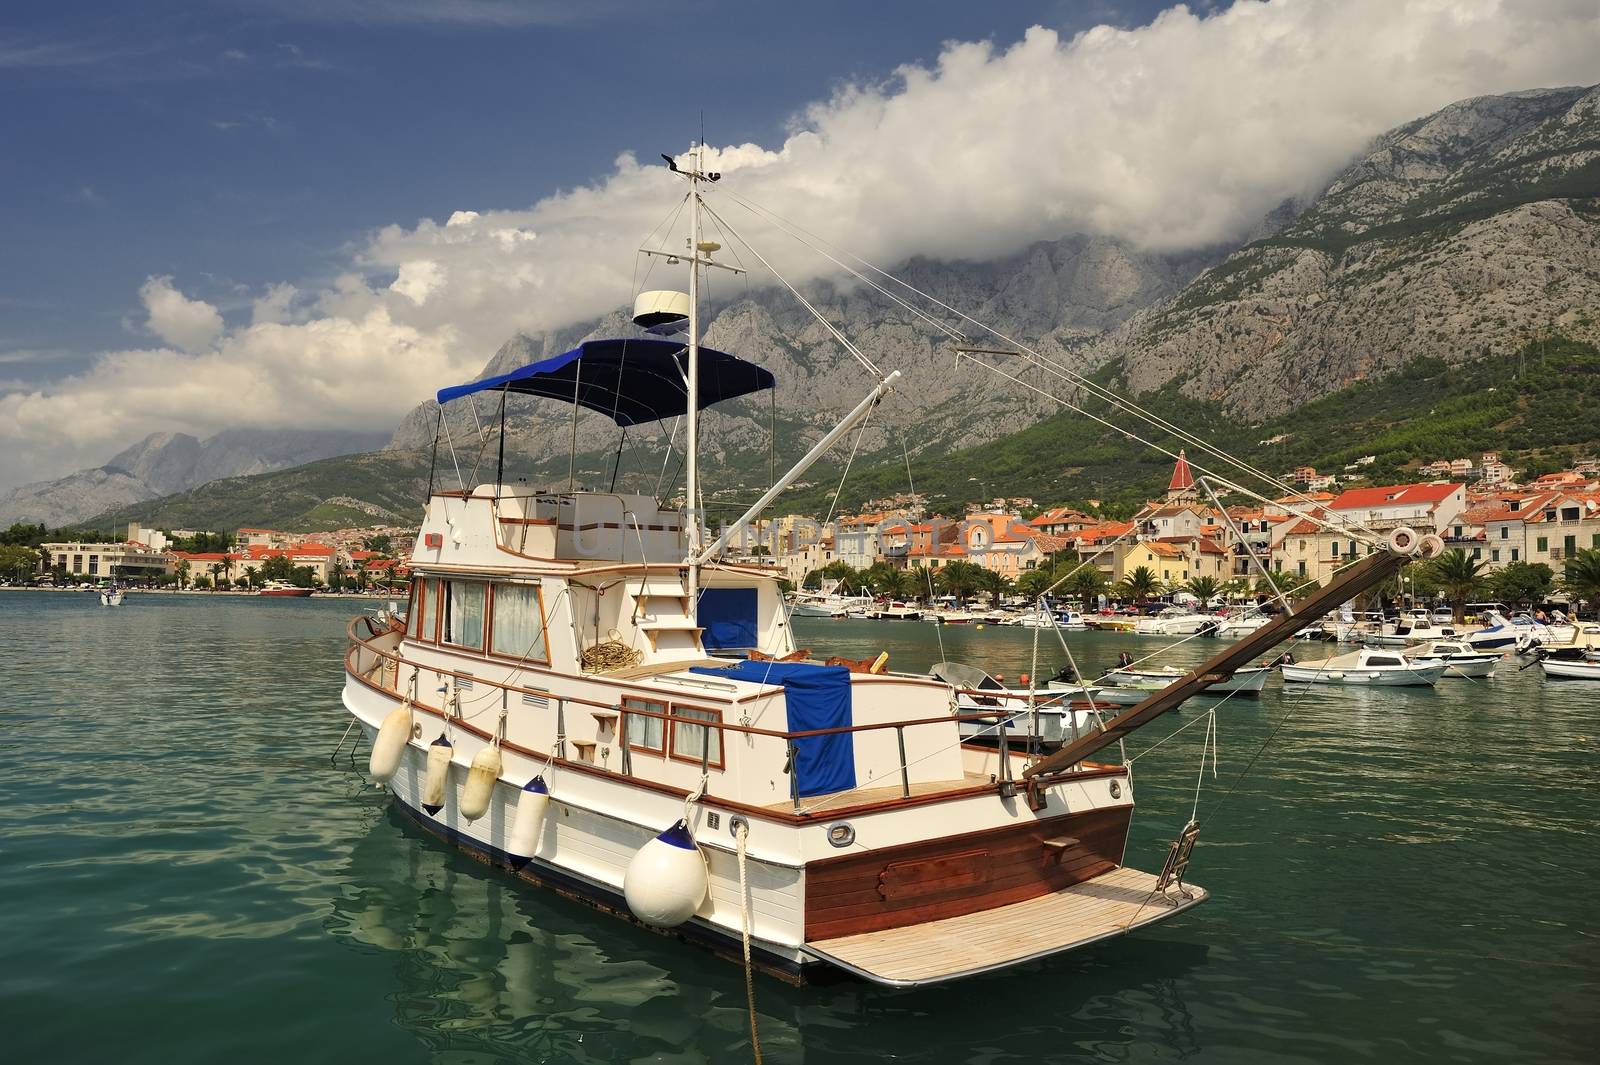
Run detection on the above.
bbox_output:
[826,822,856,848]
[1109,780,1122,799]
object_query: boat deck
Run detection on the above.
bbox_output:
[763,772,992,813]
[804,866,1206,986]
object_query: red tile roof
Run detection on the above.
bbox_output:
[1328,482,1459,510]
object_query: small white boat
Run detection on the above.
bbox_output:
[1213,612,1271,639]
[1280,649,1446,686]
[931,662,1101,745]
[787,591,871,618]
[1536,625,1600,680]
[1097,665,1272,695]
[870,601,923,621]
[1134,607,1218,636]
[1405,640,1500,678]
[99,586,124,607]
[1362,617,1460,647]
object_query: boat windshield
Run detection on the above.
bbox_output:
[930,661,1002,691]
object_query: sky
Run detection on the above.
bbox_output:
[2,0,1598,494]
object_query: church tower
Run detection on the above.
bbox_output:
[1166,449,1197,502]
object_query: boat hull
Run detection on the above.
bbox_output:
[260,588,313,597]
[1280,662,1445,685]
[1540,659,1600,680]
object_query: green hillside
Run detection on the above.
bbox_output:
[84,338,1600,533]
[774,336,1600,517]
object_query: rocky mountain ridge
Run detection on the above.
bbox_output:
[1082,85,1600,416]
[0,428,389,528]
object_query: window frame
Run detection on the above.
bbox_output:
[668,703,726,771]
[442,579,488,652]
[485,581,551,665]
[622,696,667,756]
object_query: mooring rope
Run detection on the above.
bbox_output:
[735,821,764,1065]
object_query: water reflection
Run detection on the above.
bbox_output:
[328,804,1211,1064]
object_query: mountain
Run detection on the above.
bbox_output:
[387,233,1226,478]
[1,428,390,528]
[1083,85,1600,417]
[78,85,1600,532]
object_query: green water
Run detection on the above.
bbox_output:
[1,592,1595,1064]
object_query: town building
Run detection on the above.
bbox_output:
[42,538,174,581]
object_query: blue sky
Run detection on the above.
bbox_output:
[1,0,1594,492]
[0,0,1173,383]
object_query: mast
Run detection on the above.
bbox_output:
[685,144,703,599]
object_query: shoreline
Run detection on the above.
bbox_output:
[0,586,401,600]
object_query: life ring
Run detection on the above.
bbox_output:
[1387,526,1419,555]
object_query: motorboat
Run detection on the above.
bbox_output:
[868,600,923,621]
[929,662,1101,745]
[1097,664,1272,695]
[787,591,871,618]
[1134,607,1218,636]
[260,580,313,597]
[1535,624,1600,680]
[1464,610,1572,651]
[1404,640,1500,678]
[1360,617,1459,647]
[1212,612,1270,639]
[1280,648,1447,686]
[334,146,1434,988]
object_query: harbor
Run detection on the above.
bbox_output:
[1,593,1594,1063]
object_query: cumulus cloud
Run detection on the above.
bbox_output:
[4,0,1599,492]
[139,276,225,352]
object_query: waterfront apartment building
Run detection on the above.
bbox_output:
[41,540,174,581]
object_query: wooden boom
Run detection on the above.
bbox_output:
[1024,545,1412,782]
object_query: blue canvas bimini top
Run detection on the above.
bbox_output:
[435,338,775,426]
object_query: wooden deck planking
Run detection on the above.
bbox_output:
[805,866,1206,985]
[763,772,992,813]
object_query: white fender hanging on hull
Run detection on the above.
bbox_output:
[507,777,550,866]
[422,734,453,815]
[623,820,708,928]
[368,704,413,783]
[461,744,502,821]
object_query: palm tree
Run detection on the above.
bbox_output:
[1119,565,1160,603]
[935,560,985,604]
[1563,548,1600,617]
[975,568,1012,606]
[209,562,226,591]
[1426,549,1485,624]
[1186,575,1220,607]
[1069,568,1107,610]
[176,559,190,590]
[893,567,930,602]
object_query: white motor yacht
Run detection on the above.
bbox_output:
[1280,648,1446,686]
[1404,640,1500,678]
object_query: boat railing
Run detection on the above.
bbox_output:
[345,618,1054,812]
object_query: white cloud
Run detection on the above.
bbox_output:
[139,276,224,352]
[4,0,1599,494]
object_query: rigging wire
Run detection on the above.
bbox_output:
[708,185,1370,537]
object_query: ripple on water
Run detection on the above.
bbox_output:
[1,597,1597,1064]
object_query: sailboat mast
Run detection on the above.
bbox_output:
[685,145,703,598]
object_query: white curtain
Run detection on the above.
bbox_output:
[672,707,721,765]
[623,697,664,752]
[448,581,486,649]
[491,583,547,660]
[419,579,440,640]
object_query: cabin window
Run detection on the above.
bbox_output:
[490,582,548,662]
[623,696,666,754]
[1368,656,1402,666]
[407,582,424,639]
[419,578,440,642]
[670,705,724,768]
[444,580,486,650]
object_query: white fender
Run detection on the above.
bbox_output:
[422,734,453,815]
[507,777,550,864]
[368,704,413,783]
[623,820,708,928]
[461,744,502,822]
[1387,526,1419,555]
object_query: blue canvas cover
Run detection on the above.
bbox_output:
[435,338,775,425]
[689,661,856,797]
[697,587,758,650]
